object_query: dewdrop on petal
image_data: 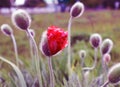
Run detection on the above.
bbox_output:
[78,50,86,59]
[11,9,31,30]
[70,1,84,18]
[108,63,120,84]
[1,24,13,36]
[90,33,102,48]
[100,39,113,55]
[103,53,111,65]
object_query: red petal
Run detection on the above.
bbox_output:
[47,26,68,56]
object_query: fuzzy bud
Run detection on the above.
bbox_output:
[100,39,113,55]
[103,53,111,65]
[1,24,13,36]
[78,50,86,59]
[29,29,35,37]
[70,1,84,18]
[108,63,120,84]
[11,9,31,30]
[90,33,102,48]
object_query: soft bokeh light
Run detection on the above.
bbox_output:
[44,0,53,4]
[15,0,25,6]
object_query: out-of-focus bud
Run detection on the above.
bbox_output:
[1,24,13,36]
[70,1,84,18]
[29,29,35,37]
[100,39,113,55]
[103,53,111,65]
[11,9,31,30]
[108,63,120,84]
[78,50,86,59]
[90,33,102,48]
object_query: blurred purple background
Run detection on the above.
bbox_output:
[0,0,120,14]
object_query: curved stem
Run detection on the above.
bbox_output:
[67,17,72,74]
[0,56,27,87]
[28,34,35,71]
[82,48,98,71]
[100,80,109,87]
[47,56,54,87]
[10,34,19,67]
[26,30,42,87]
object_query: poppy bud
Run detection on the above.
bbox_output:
[90,33,102,48]
[1,24,13,36]
[103,53,111,65]
[100,39,113,55]
[11,9,31,30]
[29,29,35,37]
[78,50,86,59]
[70,1,84,18]
[108,63,120,84]
[40,26,68,56]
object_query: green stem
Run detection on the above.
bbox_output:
[26,30,42,87]
[47,57,54,87]
[67,17,72,74]
[10,34,19,68]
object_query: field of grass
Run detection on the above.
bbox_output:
[0,9,120,87]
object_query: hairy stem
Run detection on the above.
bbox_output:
[28,34,35,72]
[0,56,27,87]
[47,57,54,87]
[82,48,98,71]
[67,17,72,75]
[102,55,109,85]
[81,58,85,87]
[10,34,19,67]
[26,30,42,87]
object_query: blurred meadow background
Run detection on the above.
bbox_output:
[0,0,120,87]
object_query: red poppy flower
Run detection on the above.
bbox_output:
[40,26,68,56]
